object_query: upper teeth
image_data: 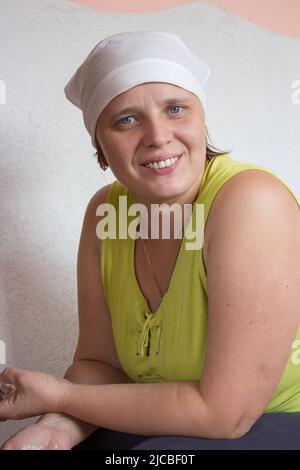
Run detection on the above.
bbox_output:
[145,156,179,169]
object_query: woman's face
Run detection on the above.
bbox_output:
[96,82,206,206]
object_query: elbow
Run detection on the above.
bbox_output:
[203,419,253,440]
[182,383,261,440]
[197,408,260,440]
[223,412,261,439]
[226,421,252,439]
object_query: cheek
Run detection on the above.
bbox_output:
[100,137,121,164]
[178,121,205,148]
[103,132,135,158]
[101,137,136,177]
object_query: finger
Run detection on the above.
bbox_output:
[0,366,21,381]
[0,441,14,450]
[0,368,11,385]
[0,382,17,400]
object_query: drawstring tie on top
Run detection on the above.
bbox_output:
[139,312,162,357]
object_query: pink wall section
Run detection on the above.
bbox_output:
[70,0,300,36]
[215,0,300,37]
[71,0,190,13]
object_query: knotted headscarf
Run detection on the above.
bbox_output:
[64,31,210,149]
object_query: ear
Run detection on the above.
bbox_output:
[98,148,109,171]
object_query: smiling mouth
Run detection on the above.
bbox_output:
[143,155,182,169]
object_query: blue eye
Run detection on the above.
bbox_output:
[117,105,184,126]
[119,116,135,125]
[169,105,183,114]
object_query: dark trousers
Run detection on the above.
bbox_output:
[72,412,300,450]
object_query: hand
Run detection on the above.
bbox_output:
[0,422,73,450]
[0,367,72,421]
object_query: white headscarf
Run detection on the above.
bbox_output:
[64,31,210,149]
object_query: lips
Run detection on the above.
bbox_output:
[141,154,182,166]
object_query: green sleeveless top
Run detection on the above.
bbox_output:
[100,154,300,412]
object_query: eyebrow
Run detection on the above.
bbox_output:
[110,97,193,119]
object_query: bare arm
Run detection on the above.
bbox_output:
[36,184,134,446]
[198,170,300,434]
[35,359,133,447]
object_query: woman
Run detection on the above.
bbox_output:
[1,31,300,451]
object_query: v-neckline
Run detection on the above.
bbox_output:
[132,226,187,316]
[127,158,211,316]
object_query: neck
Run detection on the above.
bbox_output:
[133,176,202,241]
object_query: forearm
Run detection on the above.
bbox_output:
[37,360,134,446]
[61,379,216,438]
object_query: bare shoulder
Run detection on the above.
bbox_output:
[83,183,112,248]
[88,183,111,207]
[205,169,300,249]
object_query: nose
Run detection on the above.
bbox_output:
[141,117,173,148]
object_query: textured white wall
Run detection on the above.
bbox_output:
[0,0,299,445]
